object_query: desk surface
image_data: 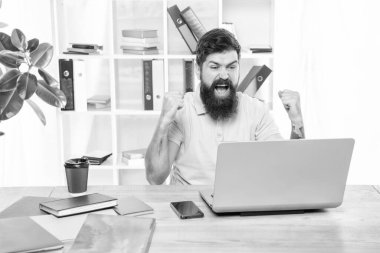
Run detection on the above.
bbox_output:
[1,185,380,253]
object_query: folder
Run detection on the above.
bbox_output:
[167,5,198,54]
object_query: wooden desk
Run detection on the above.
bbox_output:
[1,185,380,252]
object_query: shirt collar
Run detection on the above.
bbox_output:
[193,85,207,115]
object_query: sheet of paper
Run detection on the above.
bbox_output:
[31,209,116,241]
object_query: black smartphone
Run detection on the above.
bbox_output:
[170,201,204,219]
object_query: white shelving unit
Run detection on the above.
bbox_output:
[51,0,274,185]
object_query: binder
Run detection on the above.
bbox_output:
[181,6,207,40]
[59,59,74,110]
[143,60,153,110]
[152,60,164,111]
[167,5,198,54]
[183,59,194,92]
[73,60,87,112]
[59,59,87,112]
[237,65,272,94]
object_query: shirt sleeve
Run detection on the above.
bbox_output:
[253,107,283,141]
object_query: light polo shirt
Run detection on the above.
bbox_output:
[168,87,283,185]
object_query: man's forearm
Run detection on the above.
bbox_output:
[145,118,172,184]
[290,121,305,139]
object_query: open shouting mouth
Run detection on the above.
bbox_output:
[214,83,231,97]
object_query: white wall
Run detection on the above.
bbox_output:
[1,0,379,185]
[273,0,380,184]
[0,0,63,186]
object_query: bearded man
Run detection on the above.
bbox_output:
[145,28,304,185]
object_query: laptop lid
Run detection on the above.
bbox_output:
[211,139,355,213]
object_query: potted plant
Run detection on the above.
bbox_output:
[0,28,66,135]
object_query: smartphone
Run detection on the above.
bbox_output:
[170,201,204,219]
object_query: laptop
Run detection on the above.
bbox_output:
[200,138,355,213]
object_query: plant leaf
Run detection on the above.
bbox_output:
[0,69,20,115]
[17,72,37,99]
[36,79,67,108]
[0,32,19,51]
[0,50,24,68]
[26,99,46,125]
[0,89,16,116]
[0,89,24,121]
[27,38,39,52]
[11,29,28,52]
[0,68,20,92]
[38,68,58,88]
[30,43,53,68]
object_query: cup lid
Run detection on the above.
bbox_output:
[64,158,89,168]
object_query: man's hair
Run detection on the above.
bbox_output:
[196,28,241,67]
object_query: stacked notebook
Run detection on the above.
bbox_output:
[120,29,159,55]
[64,43,103,55]
[87,95,111,110]
[39,193,118,217]
[121,148,146,167]
[81,150,112,165]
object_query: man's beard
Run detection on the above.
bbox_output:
[200,77,238,121]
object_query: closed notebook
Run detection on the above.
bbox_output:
[0,196,59,218]
[114,196,154,216]
[39,193,117,217]
[0,216,63,253]
[68,214,156,253]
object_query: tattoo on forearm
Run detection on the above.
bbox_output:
[291,124,305,139]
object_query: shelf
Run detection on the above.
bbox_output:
[241,52,273,59]
[113,54,165,60]
[58,54,111,60]
[167,55,196,59]
[60,110,112,115]
[55,0,275,185]
[115,110,161,116]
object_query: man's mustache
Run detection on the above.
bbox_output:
[211,78,233,89]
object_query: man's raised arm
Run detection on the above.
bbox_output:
[145,92,183,184]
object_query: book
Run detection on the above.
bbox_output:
[69,214,156,253]
[120,45,158,51]
[87,95,111,104]
[0,216,63,253]
[67,47,100,54]
[121,36,159,45]
[121,29,158,38]
[39,193,118,217]
[122,157,145,167]
[122,148,146,159]
[87,95,111,110]
[181,6,207,40]
[143,60,153,110]
[249,44,272,53]
[122,48,159,55]
[0,196,59,218]
[237,65,272,94]
[250,48,272,53]
[70,43,103,50]
[81,150,112,165]
[63,51,91,55]
[152,59,164,111]
[183,59,194,92]
[167,5,198,54]
[113,196,154,216]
